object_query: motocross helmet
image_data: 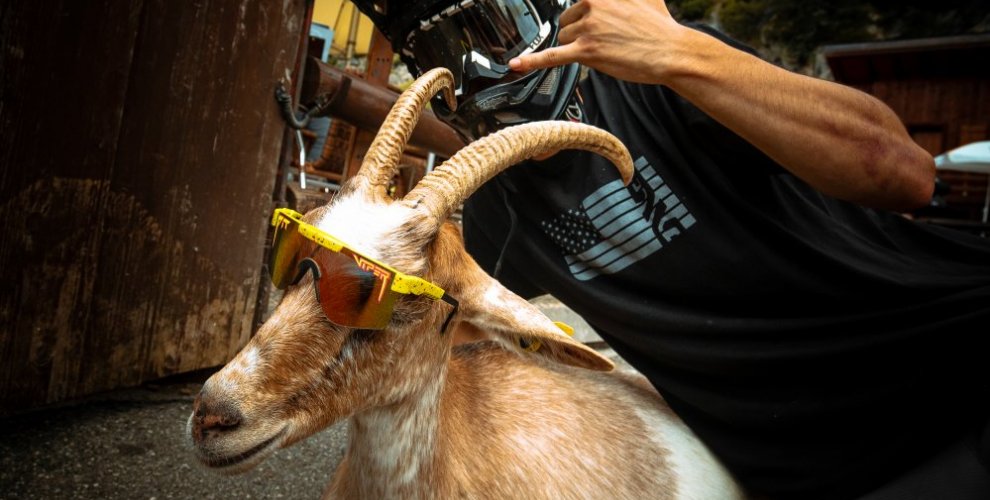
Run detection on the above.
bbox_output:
[351,0,580,141]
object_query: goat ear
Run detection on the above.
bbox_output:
[434,228,612,371]
[458,277,614,371]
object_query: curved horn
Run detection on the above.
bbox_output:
[401,121,634,227]
[349,68,457,199]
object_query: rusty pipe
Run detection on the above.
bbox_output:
[300,57,465,158]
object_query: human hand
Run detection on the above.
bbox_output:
[509,0,688,84]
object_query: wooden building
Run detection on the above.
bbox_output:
[824,34,990,223]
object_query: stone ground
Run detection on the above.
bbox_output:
[0,380,347,500]
[0,297,633,500]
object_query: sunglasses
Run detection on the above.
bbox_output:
[269,208,458,331]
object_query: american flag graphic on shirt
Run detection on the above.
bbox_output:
[540,156,697,281]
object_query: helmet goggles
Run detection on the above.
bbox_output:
[400,0,552,96]
[269,208,458,331]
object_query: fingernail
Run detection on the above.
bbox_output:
[509,58,521,70]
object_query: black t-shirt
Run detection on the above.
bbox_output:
[462,25,990,500]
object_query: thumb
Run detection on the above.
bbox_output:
[509,44,581,73]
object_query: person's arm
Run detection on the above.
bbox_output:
[510,0,935,211]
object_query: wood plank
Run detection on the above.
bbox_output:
[88,0,307,393]
[0,0,146,409]
[0,0,308,411]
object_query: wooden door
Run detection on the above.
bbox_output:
[0,0,308,412]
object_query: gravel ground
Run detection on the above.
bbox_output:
[0,381,348,500]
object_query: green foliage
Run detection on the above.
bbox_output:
[669,0,717,21]
[718,0,766,43]
[869,0,990,39]
[714,0,988,68]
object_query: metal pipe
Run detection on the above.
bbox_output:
[301,57,466,158]
[426,151,437,173]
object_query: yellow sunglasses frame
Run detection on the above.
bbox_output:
[271,207,449,302]
[269,208,571,341]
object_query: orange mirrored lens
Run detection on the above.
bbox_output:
[269,211,404,329]
[312,250,400,329]
[269,216,307,289]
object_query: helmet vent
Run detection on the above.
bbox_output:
[538,67,560,95]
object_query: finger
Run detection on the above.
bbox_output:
[558,1,589,27]
[558,18,582,44]
[510,43,582,72]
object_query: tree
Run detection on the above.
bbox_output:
[668,0,990,71]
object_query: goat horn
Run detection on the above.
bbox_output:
[349,68,457,199]
[401,121,634,226]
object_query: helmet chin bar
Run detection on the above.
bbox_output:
[455,51,507,97]
[451,16,551,95]
[434,61,580,141]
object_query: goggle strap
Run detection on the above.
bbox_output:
[439,294,459,335]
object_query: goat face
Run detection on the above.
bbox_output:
[187,195,452,474]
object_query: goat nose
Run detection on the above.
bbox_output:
[191,391,243,444]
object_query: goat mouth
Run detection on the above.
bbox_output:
[199,428,286,469]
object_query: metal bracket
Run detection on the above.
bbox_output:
[274,75,354,191]
[274,80,333,130]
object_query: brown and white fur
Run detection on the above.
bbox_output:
[188,68,745,499]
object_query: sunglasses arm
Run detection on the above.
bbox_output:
[439,294,459,335]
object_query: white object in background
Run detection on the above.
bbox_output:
[295,130,307,190]
[934,141,990,223]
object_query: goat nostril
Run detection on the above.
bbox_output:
[192,394,241,446]
[194,393,244,434]
[201,413,241,431]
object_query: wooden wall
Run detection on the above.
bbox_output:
[826,37,990,222]
[0,0,307,412]
[874,78,990,221]
[861,78,990,156]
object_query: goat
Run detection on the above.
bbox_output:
[188,68,745,499]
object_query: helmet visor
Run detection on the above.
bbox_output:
[402,0,551,89]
